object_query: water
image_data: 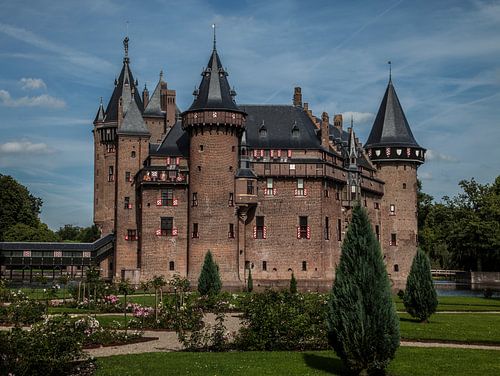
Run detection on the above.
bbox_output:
[434,280,500,297]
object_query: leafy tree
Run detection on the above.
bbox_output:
[4,223,58,242]
[118,280,135,336]
[197,251,222,296]
[404,249,438,322]
[0,174,42,241]
[247,268,253,293]
[78,224,100,243]
[150,275,167,321]
[290,273,297,293]
[417,179,434,245]
[56,224,82,241]
[327,205,399,375]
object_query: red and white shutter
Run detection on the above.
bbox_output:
[166,157,171,165]
[128,203,133,209]
[303,188,308,196]
[263,226,267,239]
[156,199,162,206]
[176,157,180,165]
[253,226,257,239]
[407,148,411,157]
[54,251,62,258]
[155,229,162,236]
[270,150,274,158]
[172,228,178,236]
[125,235,129,241]
[260,149,264,157]
[173,198,178,206]
[306,226,311,239]
[277,150,282,158]
[386,147,391,157]
[253,150,258,158]
[83,251,91,258]
[288,149,292,158]
[23,250,31,257]
[296,227,301,239]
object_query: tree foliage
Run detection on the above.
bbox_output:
[197,251,222,296]
[4,223,58,242]
[404,249,438,322]
[290,273,297,293]
[327,205,399,375]
[56,224,100,243]
[419,176,500,271]
[247,268,253,293]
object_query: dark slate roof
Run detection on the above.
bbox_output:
[143,76,166,117]
[184,48,243,113]
[152,120,189,157]
[0,234,114,251]
[104,60,143,123]
[93,99,105,123]
[240,105,322,149]
[365,80,420,148]
[117,98,150,136]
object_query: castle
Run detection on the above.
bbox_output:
[92,36,425,290]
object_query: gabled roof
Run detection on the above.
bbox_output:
[184,47,242,113]
[365,79,420,148]
[152,120,189,157]
[240,105,321,149]
[104,59,143,122]
[117,98,150,136]
[143,73,166,117]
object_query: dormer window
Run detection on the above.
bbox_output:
[259,121,267,137]
[292,122,300,138]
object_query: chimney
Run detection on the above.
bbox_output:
[293,87,302,107]
[142,85,149,109]
[321,112,330,149]
[303,102,308,111]
[334,114,343,134]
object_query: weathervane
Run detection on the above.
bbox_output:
[388,60,392,81]
[212,23,216,50]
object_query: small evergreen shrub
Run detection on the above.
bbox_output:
[247,269,253,293]
[404,249,438,322]
[198,251,222,296]
[327,205,400,375]
[290,273,297,293]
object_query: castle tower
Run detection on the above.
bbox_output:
[93,37,143,235]
[181,35,246,286]
[364,76,425,288]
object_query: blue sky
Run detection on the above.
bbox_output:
[0,0,499,230]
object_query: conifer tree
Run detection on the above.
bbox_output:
[327,205,399,375]
[290,272,297,293]
[197,250,222,296]
[403,249,438,322]
[247,268,253,293]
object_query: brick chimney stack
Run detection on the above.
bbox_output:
[321,112,330,149]
[334,114,343,134]
[293,87,302,107]
[142,84,149,109]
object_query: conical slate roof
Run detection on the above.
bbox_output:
[104,45,143,122]
[185,47,242,113]
[143,72,166,117]
[117,98,150,136]
[94,98,105,123]
[365,80,420,148]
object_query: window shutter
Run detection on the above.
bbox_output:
[263,226,267,239]
[156,199,162,206]
[176,157,180,165]
[253,226,257,239]
[253,150,258,158]
[260,149,264,157]
[172,228,178,236]
[125,235,129,241]
[277,150,282,157]
[270,150,274,157]
[304,188,308,196]
[173,198,178,206]
[288,149,292,158]
[306,226,311,239]
[297,226,301,239]
[128,203,133,209]
[23,250,31,257]
[155,229,162,236]
[166,157,171,165]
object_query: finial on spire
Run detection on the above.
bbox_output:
[212,23,216,50]
[159,70,164,81]
[123,36,129,60]
[99,96,103,105]
[388,60,392,82]
[351,114,354,128]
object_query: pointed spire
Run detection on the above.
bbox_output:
[94,97,105,123]
[212,23,216,50]
[117,97,150,136]
[143,70,166,116]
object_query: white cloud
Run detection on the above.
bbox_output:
[20,77,46,90]
[0,89,65,108]
[419,171,433,181]
[341,111,375,125]
[0,141,55,155]
[426,149,458,163]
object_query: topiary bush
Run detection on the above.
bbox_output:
[327,205,400,375]
[404,249,438,322]
[198,251,222,297]
[290,273,298,293]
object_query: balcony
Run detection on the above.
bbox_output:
[139,168,188,185]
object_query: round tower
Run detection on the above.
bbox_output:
[364,77,425,289]
[181,39,246,286]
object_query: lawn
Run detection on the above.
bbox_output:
[399,313,500,344]
[95,348,500,376]
[394,296,500,312]
[8,287,72,300]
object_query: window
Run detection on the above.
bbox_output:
[228,193,234,206]
[335,192,340,201]
[161,189,174,206]
[390,233,397,246]
[324,217,330,240]
[108,166,114,182]
[262,261,267,271]
[302,261,307,271]
[298,216,310,239]
[232,145,235,152]
[169,261,175,271]
[295,178,306,196]
[374,202,380,210]
[124,197,131,209]
[265,178,275,195]
[324,189,329,198]
[126,229,137,241]
[197,166,201,171]
[403,183,407,189]
[106,144,115,153]
[125,171,131,182]
[131,151,136,158]
[264,163,271,173]
[337,219,342,241]
[247,180,254,195]
[199,144,204,151]
[390,204,396,215]
[289,163,296,170]
[161,217,173,236]
[192,192,198,207]
[394,264,399,272]
[375,225,380,241]
[255,216,266,239]
[228,223,235,238]
[192,223,199,238]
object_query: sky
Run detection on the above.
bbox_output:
[0,0,499,230]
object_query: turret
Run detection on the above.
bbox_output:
[181,29,246,286]
[364,73,425,289]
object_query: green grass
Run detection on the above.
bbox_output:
[8,287,72,300]
[399,313,500,344]
[127,295,156,306]
[95,348,500,376]
[394,296,500,312]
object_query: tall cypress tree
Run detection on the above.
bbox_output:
[198,250,222,296]
[327,205,399,375]
[403,249,438,322]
